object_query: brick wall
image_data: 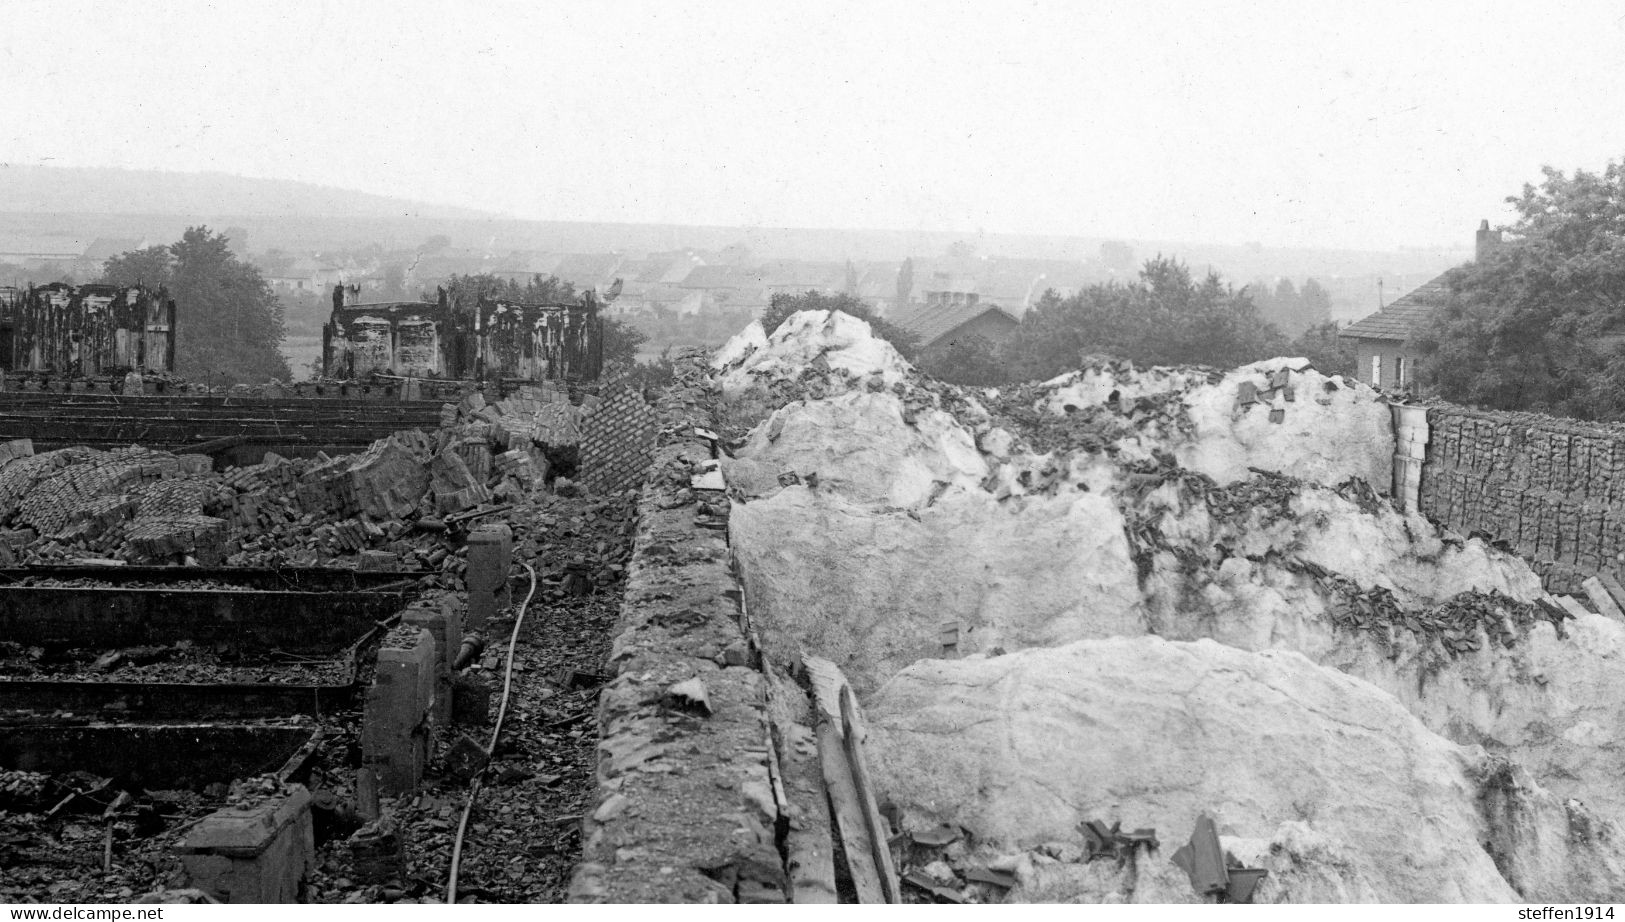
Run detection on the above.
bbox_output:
[577,384,660,495]
[1418,405,1625,593]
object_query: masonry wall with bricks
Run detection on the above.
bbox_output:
[577,384,660,495]
[1418,405,1625,593]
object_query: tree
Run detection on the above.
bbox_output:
[1414,160,1625,419]
[600,315,645,372]
[1003,256,1288,380]
[919,334,1012,386]
[441,271,576,309]
[1288,320,1355,378]
[760,290,921,359]
[1247,276,1331,337]
[1300,278,1332,326]
[101,227,290,384]
[379,263,409,301]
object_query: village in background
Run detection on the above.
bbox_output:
[0,164,1468,383]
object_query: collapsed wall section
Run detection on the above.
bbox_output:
[1420,406,1625,594]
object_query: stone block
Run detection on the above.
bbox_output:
[348,816,407,884]
[402,603,461,730]
[176,786,314,903]
[465,524,513,630]
[348,436,430,521]
[362,629,435,796]
[431,447,482,512]
[358,550,400,571]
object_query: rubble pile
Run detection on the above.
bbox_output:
[713,311,1625,902]
[0,762,218,903]
[0,384,609,573]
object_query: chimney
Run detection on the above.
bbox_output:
[1475,219,1503,262]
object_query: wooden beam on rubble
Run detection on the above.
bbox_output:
[1594,572,1625,620]
[804,655,901,904]
[1581,577,1625,621]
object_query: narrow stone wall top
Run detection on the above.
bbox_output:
[569,352,785,904]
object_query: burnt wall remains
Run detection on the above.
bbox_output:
[0,284,176,377]
[322,289,603,383]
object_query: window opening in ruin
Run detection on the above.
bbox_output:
[1370,353,1382,386]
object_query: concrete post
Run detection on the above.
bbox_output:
[465,524,513,630]
[362,628,435,796]
[402,601,461,731]
[176,786,315,903]
[1390,403,1430,512]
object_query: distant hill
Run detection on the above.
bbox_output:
[0,164,495,220]
[0,164,1470,323]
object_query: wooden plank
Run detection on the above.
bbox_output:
[815,717,884,903]
[839,684,900,904]
[1556,595,1594,620]
[774,721,838,903]
[1582,578,1624,621]
[802,655,846,724]
[1596,572,1625,616]
[804,655,887,903]
[761,655,837,904]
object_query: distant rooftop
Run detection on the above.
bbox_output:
[1339,272,1453,342]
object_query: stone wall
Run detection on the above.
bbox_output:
[569,352,790,904]
[1418,405,1625,593]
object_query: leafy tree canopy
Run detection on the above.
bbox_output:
[1248,276,1332,337]
[440,272,576,309]
[1415,160,1625,419]
[101,226,290,384]
[1003,256,1287,380]
[1287,320,1355,378]
[919,334,1011,386]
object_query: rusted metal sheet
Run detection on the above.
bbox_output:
[0,283,175,376]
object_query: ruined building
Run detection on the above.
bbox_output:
[0,283,176,377]
[322,285,603,382]
[13,305,1625,905]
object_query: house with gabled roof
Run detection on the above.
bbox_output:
[1339,221,1501,392]
[891,300,1020,354]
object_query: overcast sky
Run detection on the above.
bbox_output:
[6,1,1625,250]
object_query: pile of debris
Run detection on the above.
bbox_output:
[712,311,1625,903]
[0,384,610,574]
[0,769,214,903]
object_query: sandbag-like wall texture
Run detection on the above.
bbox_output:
[1419,406,1625,593]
